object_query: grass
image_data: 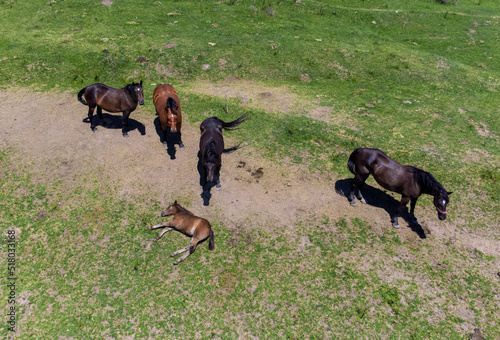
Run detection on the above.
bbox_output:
[1,0,499,338]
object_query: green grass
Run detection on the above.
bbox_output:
[1,154,498,338]
[1,0,499,338]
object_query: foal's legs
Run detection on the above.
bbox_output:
[349,173,368,206]
[122,111,131,137]
[171,239,199,265]
[392,196,410,229]
[409,198,419,223]
[150,222,174,242]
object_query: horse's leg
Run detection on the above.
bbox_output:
[153,228,173,242]
[392,196,410,229]
[88,105,97,132]
[215,164,222,190]
[96,106,107,127]
[122,111,131,137]
[162,128,168,147]
[409,198,418,223]
[172,239,199,265]
[178,128,185,150]
[349,173,368,206]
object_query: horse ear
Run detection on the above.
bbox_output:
[174,200,178,205]
[447,191,453,195]
[140,80,143,86]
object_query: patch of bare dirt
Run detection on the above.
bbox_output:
[0,89,499,257]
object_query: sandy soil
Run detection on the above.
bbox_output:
[0,87,498,256]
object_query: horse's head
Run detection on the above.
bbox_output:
[166,97,179,133]
[434,190,452,220]
[203,141,219,182]
[161,200,180,217]
[132,81,144,105]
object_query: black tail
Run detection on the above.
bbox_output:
[77,87,88,106]
[347,148,362,175]
[208,230,215,250]
[223,144,241,154]
[220,114,246,131]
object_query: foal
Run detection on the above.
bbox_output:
[347,148,452,229]
[77,81,144,137]
[150,201,214,265]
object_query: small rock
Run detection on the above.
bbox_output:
[202,64,211,71]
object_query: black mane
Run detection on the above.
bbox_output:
[205,140,218,164]
[412,167,445,195]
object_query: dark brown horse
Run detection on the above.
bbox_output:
[77,81,144,137]
[199,114,246,191]
[347,148,452,229]
[149,201,214,265]
[153,84,184,149]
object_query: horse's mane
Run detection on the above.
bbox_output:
[124,82,142,101]
[166,97,177,113]
[411,167,445,195]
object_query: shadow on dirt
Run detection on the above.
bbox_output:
[335,178,427,239]
[83,113,146,135]
[153,117,183,160]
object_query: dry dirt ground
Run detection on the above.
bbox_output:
[1,86,499,256]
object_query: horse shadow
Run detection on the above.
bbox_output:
[335,178,427,239]
[196,152,217,206]
[153,117,182,160]
[83,113,146,135]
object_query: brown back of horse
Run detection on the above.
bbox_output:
[153,84,182,133]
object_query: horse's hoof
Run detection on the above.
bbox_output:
[92,127,98,133]
[162,142,168,148]
[360,198,366,204]
[122,133,129,138]
[392,224,400,229]
[179,144,185,151]
[349,200,357,207]
[216,184,222,191]
[173,261,179,265]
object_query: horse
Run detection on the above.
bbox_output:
[153,84,184,149]
[347,148,452,229]
[199,114,246,190]
[149,201,215,265]
[77,81,144,137]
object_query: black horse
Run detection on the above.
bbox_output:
[347,148,452,229]
[199,114,246,192]
[78,81,144,137]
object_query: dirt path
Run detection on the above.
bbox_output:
[1,89,498,256]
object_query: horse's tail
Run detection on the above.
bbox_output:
[347,148,362,175]
[208,230,215,250]
[77,87,88,106]
[220,114,246,131]
[223,144,241,154]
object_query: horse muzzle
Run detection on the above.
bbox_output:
[139,99,145,105]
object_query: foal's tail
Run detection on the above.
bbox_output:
[347,148,362,175]
[77,87,88,106]
[220,114,246,131]
[208,230,215,250]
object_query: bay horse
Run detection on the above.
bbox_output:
[153,84,184,149]
[199,114,246,190]
[347,148,452,229]
[149,201,214,265]
[77,81,144,137]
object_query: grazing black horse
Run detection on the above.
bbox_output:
[77,81,144,137]
[199,114,246,191]
[347,148,452,229]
